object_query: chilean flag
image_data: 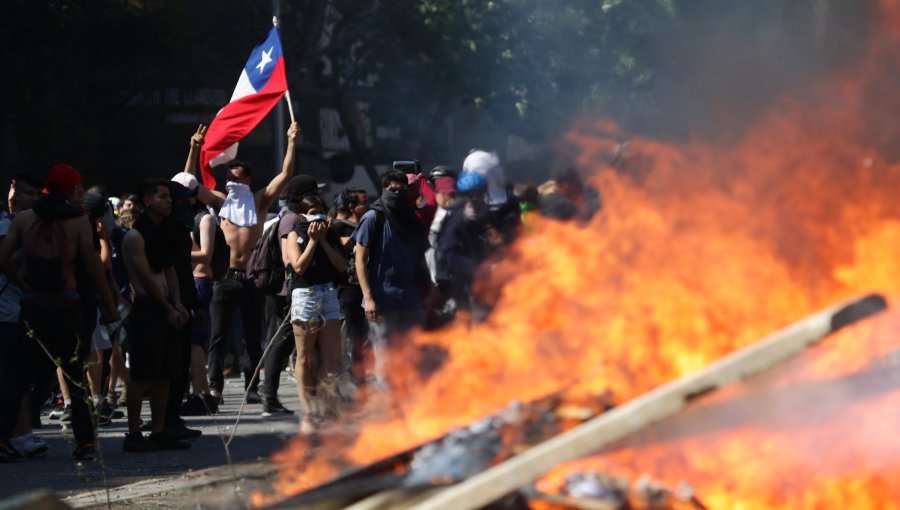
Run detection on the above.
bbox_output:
[200,27,288,189]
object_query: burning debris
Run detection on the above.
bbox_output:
[530,471,707,510]
[262,394,596,508]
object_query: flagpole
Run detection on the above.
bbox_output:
[273,16,296,124]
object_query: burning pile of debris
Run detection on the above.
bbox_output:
[251,295,889,510]
[531,472,707,510]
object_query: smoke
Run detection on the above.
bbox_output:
[618,0,870,142]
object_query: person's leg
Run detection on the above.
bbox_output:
[292,324,318,433]
[207,279,239,395]
[239,283,264,395]
[338,285,368,380]
[108,341,129,395]
[165,316,192,429]
[262,294,294,403]
[149,378,169,434]
[86,348,103,401]
[125,379,145,434]
[189,278,213,397]
[57,369,70,405]
[318,320,344,377]
[0,322,29,444]
[47,307,93,447]
[189,346,211,395]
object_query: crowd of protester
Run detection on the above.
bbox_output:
[0,123,600,461]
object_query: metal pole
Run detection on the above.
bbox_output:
[272,2,285,175]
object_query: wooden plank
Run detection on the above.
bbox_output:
[405,294,886,510]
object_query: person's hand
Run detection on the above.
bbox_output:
[485,225,503,246]
[364,295,378,321]
[102,302,121,324]
[286,122,299,143]
[308,221,326,241]
[190,124,207,148]
[166,306,182,329]
[175,303,190,327]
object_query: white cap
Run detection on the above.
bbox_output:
[171,172,199,190]
[462,150,507,206]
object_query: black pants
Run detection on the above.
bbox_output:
[338,284,368,371]
[165,315,192,427]
[261,294,293,402]
[20,303,93,445]
[207,278,263,393]
[0,322,51,440]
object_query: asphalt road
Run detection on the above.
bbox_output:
[0,372,305,507]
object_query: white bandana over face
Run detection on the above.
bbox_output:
[219,181,258,227]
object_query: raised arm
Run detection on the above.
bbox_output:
[285,229,317,274]
[182,125,226,208]
[256,122,299,213]
[183,124,206,176]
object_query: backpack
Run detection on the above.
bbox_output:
[246,215,284,294]
[21,218,71,293]
[347,211,385,286]
[192,208,230,281]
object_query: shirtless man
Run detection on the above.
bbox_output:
[0,164,118,461]
[121,179,191,452]
[205,122,298,402]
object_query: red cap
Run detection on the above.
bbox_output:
[46,164,84,194]
[434,176,457,193]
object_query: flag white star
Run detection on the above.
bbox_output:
[256,46,274,74]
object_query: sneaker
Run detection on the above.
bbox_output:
[123,432,159,453]
[59,408,72,423]
[140,421,154,432]
[209,390,224,405]
[180,395,210,416]
[245,390,262,404]
[202,394,219,414]
[48,404,69,420]
[165,423,202,441]
[72,442,96,461]
[261,400,294,418]
[10,434,48,458]
[0,441,24,463]
[148,431,191,450]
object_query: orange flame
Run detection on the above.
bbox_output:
[535,305,900,509]
[255,1,900,506]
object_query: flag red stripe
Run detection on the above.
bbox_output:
[200,58,288,189]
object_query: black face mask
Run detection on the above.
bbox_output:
[370,189,426,245]
[172,200,194,230]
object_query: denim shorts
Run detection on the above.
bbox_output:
[291,284,340,324]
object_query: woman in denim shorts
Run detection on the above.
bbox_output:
[283,195,348,433]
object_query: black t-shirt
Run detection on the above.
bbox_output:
[287,221,342,289]
[332,219,357,287]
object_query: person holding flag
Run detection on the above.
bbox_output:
[194,23,300,404]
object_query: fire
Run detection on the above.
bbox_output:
[255,0,900,506]
[534,305,900,509]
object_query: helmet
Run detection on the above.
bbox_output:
[428,165,456,185]
[456,171,487,195]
